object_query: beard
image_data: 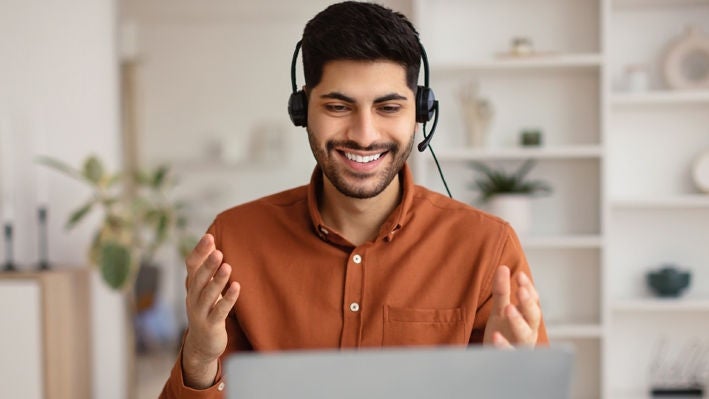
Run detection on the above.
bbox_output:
[307,129,415,199]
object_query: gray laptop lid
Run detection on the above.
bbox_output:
[224,346,574,399]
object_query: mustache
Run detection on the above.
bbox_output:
[326,140,398,153]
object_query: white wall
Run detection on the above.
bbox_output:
[0,1,126,398]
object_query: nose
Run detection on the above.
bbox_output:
[347,109,380,148]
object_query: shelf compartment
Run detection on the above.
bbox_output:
[432,146,604,161]
[607,208,709,301]
[607,107,709,198]
[607,312,709,398]
[528,249,601,329]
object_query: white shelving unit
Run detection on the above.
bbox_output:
[406,0,709,397]
[605,0,709,395]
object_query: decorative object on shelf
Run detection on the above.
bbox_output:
[692,150,709,193]
[37,155,196,291]
[646,265,691,298]
[468,160,552,235]
[624,63,651,92]
[37,206,50,270]
[520,129,543,147]
[663,26,709,90]
[510,37,534,56]
[649,337,707,398]
[2,223,15,271]
[459,81,494,148]
[496,37,556,59]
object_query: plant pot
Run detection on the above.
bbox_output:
[487,194,532,235]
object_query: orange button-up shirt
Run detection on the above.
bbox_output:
[160,164,547,398]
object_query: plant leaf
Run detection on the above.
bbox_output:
[152,165,169,189]
[83,156,105,184]
[35,156,83,180]
[66,200,95,229]
[99,242,132,290]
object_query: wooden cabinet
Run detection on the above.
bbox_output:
[0,268,92,399]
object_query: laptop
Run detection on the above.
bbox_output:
[224,345,574,399]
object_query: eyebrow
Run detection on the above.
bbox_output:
[320,91,408,103]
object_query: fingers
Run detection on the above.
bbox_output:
[492,331,514,350]
[491,265,511,315]
[196,261,232,315]
[189,249,224,296]
[208,281,241,323]
[186,234,216,275]
[503,304,536,347]
[516,272,542,332]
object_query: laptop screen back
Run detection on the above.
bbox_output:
[224,346,574,399]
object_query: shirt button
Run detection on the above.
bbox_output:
[350,302,360,312]
[217,382,225,391]
[320,227,329,235]
[352,254,362,264]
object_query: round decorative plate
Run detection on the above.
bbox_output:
[693,150,709,193]
[664,27,709,90]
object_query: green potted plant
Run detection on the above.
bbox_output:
[38,155,196,291]
[468,159,552,234]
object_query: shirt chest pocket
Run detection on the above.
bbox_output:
[382,306,467,346]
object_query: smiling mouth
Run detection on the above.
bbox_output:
[343,151,385,163]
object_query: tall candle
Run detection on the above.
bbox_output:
[35,118,49,205]
[0,116,14,222]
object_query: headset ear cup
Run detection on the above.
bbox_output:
[288,90,308,127]
[415,86,436,123]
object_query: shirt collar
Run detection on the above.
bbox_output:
[307,163,415,246]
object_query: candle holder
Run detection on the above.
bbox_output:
[3,223,16,271]
[38,206,50,270]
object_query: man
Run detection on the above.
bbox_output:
[160,2,547,398]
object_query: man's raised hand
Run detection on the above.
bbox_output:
[182,234,240,389]
[483,265,541,348]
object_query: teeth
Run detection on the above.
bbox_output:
[345,152,382,163]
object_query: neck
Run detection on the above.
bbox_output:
[319,174,402,247]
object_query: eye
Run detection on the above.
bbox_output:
[324,103,350,113]
[378,104,401,114]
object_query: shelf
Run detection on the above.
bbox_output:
[610,195,709,209]
[612,298,709,312]
[613,0,709,8]
[432,53,602,72]
[546,323,603,339]
[522,235,603,249]
[611,90,709,106]
[432,146,604,161]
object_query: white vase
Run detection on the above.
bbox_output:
[487,194,532,235]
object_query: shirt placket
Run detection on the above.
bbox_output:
[340,248,365,348]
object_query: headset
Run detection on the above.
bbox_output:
[287,40,451,198]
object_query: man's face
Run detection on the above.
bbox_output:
[306,60,417,199]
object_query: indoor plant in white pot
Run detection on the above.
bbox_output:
[469,159,552,235]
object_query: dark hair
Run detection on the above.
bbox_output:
[301,1,421,92]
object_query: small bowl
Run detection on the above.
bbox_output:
[647,266,691,298]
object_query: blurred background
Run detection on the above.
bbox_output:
[1,0,709,398]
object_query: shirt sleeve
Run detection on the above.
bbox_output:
[470,223,549,345]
